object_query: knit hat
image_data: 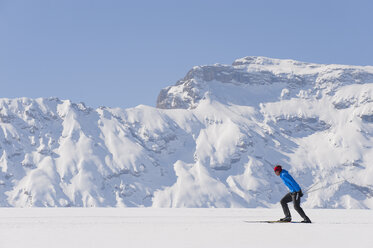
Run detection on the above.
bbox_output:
[274,165,282,173]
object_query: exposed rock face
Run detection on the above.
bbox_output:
[157,56,373,109]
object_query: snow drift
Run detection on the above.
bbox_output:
[1,56,373,208]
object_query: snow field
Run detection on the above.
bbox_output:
[0,208,372,248]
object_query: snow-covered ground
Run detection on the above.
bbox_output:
[0,208,372,248]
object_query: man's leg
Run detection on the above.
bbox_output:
[280,193,292,218]
[292,192,309,220]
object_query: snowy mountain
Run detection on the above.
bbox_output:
[1,56,373,208]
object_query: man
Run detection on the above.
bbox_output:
[274,165,311,223]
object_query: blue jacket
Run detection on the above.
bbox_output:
[280,169,301,192]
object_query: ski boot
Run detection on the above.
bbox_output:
[301,217,312,223]
[279,216,292,222]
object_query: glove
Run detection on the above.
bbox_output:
[291,190,303,197]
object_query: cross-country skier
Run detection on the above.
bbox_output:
[274,165,312,223]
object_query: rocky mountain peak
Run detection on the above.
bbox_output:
[157,57,373,109]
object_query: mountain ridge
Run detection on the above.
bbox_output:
[1,56,373,208]
[157,56,373,109]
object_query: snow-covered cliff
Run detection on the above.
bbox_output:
[1,56,373,208]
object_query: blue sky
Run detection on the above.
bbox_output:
[1,0,372,109]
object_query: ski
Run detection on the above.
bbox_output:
[244,220,305,224]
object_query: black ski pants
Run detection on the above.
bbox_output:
[280,191,308,219]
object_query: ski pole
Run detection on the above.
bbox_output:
[304,181,322,193]
[305,176,353,194]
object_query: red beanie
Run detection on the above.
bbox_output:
[274,165,282,173]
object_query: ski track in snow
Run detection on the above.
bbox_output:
[0,208,372,248]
